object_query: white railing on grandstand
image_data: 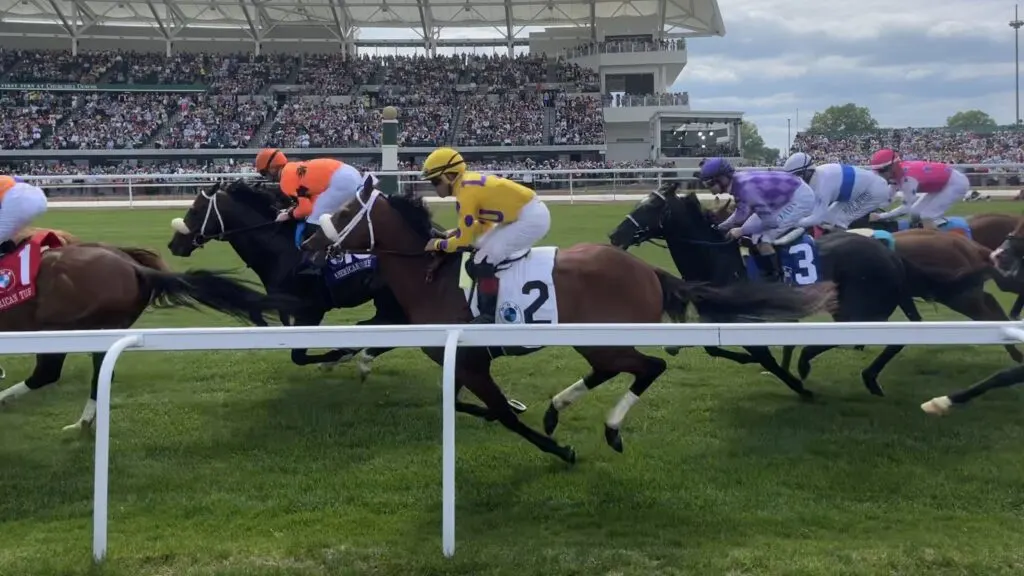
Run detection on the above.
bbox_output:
[18,164,1024,209]
[7,321,1024,564]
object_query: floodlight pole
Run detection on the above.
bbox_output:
[1011,5,1023,127]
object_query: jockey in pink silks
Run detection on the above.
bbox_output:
[867,148,970,229]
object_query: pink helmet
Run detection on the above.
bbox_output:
[870,148,900,171]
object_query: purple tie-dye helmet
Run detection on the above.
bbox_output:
[698,157,735,183]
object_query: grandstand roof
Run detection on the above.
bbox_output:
[0,0,725,40]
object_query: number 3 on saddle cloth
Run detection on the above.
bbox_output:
[0,231,65,312]
[742,232,821,286]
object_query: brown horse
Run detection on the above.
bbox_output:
[299,182,836,464]
[0,230,300,433]
[851,211,1024,318]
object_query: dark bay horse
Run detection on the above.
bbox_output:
[608,185,922,397]
[852,211,1024,318]
[167,180,407,379]
[300,181,836,463]
[0,231,300,432]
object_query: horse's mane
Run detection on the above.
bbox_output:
[386,192,445,239]
[223,181,287,220]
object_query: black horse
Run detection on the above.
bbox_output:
[167,179,406,378]
[608,184,923,397]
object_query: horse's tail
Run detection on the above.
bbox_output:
[655,267,837,322]
[133,267,303,325]
[117,246,172,272]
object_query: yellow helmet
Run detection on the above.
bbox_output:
[421,147,467,181]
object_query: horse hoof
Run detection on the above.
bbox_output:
[798,389,815,402]
[921,396,953,416]
[798,361,812,380]
[507,398,527,414]
[562,445,577,465]
[543,403,559,435]
[62,420,93,435]
[663,346,680,356]
[861,374,885,397]
[604,425,624,453]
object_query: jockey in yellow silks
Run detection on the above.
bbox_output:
[421,147,551,323]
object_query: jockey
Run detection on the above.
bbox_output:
[277,158,366,255]
[421,146,551,324]
[0,175,47,257]
[255,148,288,182]
[782,151,893,231]
[868,148,969,229]
[703,157,816,280]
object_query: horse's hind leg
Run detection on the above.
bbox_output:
[1010,294,1024,320]
[746,346,813,400]
[0,353,67,410]
[544,368,617,436]
[571,346,667,453]
[860,345,905,397]
[942,289,1023,363]
[61,352,108,434]
[921,364,1024,415]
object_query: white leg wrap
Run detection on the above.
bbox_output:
[81,398,97,424]
[0,381,30,405]
[606,391,640,430]
[552,379,588,410]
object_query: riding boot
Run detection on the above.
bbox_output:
[753,252,779,282]
[471,262,499,324]
[296,223,326,275]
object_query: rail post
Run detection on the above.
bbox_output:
[93,334,143,564]
[441,329,461,557]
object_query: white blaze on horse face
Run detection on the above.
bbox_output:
[170,218,190,235]
[319,214,340,241]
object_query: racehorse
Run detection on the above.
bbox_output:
[0,227,78,381]
[0,230,301,432]
[299,180,836,463]
[850,212,1024,318]
[608,184,921,397]
[167,179,407,379]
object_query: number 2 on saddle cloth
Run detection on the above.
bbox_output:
[0,231,64,313]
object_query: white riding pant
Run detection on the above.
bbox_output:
[0,183,47,242]
[823,178,894,229]
[908,170,969,222]
[306,163,363,224]
[473,197,551,265]
[748,184,817,244]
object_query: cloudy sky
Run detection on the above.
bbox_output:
[674,0,1021,150]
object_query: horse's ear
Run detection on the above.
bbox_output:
[665,181,680,196]
[360,175,375,201]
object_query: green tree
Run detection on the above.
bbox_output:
[740,121,781,165]
[946,109,996,129]
[808,103,878,134]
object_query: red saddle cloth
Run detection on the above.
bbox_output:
[0,231,64,312]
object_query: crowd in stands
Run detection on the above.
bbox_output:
[792,127,1024,165]
[0,49,613,151]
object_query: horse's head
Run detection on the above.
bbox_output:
[992,218,1024,278]
[609,182,722,249]
[168,179,286,257]
[301,176,438,257]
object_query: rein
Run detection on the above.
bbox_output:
[631,190,738,249]
[188,187,281,247]
[319,188,454,259]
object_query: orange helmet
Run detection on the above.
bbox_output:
[255,148,287,177]
[279,161,304,196]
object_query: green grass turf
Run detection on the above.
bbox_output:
[2,200,1024,576]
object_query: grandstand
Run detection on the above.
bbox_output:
[0,0,744,179]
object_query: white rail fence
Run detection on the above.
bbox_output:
[16,165,1024,208]
[8,321,1024,564]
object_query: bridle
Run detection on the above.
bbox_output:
[316,189,450,259]
[626,189,736,249]
[172,184,279,248]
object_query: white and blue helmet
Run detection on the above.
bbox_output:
[782,152,814,174]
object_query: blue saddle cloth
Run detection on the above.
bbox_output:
[743,233,821,286]
[895,216,972,240]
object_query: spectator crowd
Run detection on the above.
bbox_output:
[0,48,616,152]
[793,127,1024,165]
